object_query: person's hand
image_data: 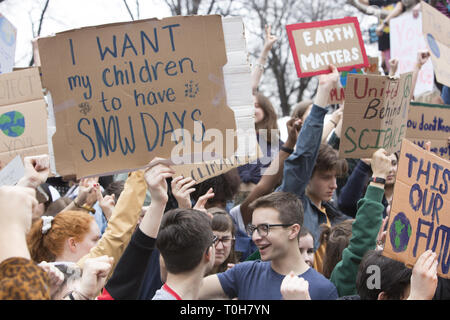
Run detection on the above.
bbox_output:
[280,271,311,300]
[376,216,388,250]
[193,187,215,218]
[38,261,65,297]
[315,64,339,107]
[415,50,430,70]
[226,263,235,271]
[370,148,391,180]
[412,2,421,19]
[171,176,196,209]
[17,155,50,189]
[96,189,116,221]
[285,118,302,149]
[0,185,37,234]
[75,255,114,300]
[376,24,384,37]
[329,105,344,128]
[388,58,399,76]
[144,158,175,205]
[74,177,98,207]
[263,24,278,52]
[408,250,438,300]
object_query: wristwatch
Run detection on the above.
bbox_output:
[370,177,386,185]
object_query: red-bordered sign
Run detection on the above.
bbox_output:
[286,17,369,78]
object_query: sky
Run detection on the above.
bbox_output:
[0,0,172,67]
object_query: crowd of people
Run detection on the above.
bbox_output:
[0,0,449,301]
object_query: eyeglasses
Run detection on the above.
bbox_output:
[213,235,235,247]
[211,234,219,247]
[246,223,294,237]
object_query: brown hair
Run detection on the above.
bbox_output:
[254,92,279,144]
[249,192,303,232]
[207,207,238,274]
[291,100,313,120]
[320,219,354,278]
[157,208,213,274]
[313,143,348,177]
[27,210,94,263]
[44,197,74,217]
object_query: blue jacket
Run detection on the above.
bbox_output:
[276,104,349,250]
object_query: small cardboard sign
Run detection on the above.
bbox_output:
[390,10,434,97]
[0,67,48,167]
[422,1,450,87]
[37,15,238,178]
[286,17,368,78]
[383,139,450,279]
[406,102,450,159]
[339,72,413,158]
[0,13,17,74]
[0,155,24,186]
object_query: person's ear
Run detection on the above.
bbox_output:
[377,291,388,300]
[205,246,214,263]
[289,224,301,240]
[68,237,77,252]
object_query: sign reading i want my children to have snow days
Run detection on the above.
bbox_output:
[286,17,369,78]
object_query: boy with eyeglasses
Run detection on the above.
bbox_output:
[199,66,341,300]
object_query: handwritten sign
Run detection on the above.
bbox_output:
[0,13,16,74]
[339,72,413,158]
[383,139,450,278]
[0,155,24,186]
[422,1,450,87]
[37,15,238,178]
[0,67,48,166]
[406,102,450,159]
[286,17,368,78]
[390,10,434,97]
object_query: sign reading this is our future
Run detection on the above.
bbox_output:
[339,72,413,159]
[286,17,368,78]
[383,139,450,279]
[37,15,238,178]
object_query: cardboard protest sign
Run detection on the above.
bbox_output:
[422,1,450,87]
[390,10,434,97]
[286,17,368,78]
[339,72,413,158]
[37,15,239,178]
[0,13,17,74]
[0,67,48,167]
[328,56,380,105]
[383,139,450,278]
[171,16,259,183]
[406,102,450,159]
[0,155,24,186]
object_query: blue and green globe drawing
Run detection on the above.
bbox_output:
[389,212,412,253]
[0,111,25,137]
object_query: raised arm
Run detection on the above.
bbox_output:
[411,50,430,100]
[76,169,147,278]
[277,65,339,198]
[251,24,278,94]
[241,117,302,227]
[330,148,391,297]
[101,159,175,300]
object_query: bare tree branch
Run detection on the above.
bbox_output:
[123,0,135,20]
[29,0,50,66]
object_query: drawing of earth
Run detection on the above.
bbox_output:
[0,111,25,137]
[389,212,412,253]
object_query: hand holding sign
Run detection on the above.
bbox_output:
[315,64,340,107]
[144,158,175,205]
[407,250,438,300]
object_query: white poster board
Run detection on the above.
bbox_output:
[0,13,17,74]
[390,11,434,97]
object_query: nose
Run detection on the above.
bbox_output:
[215,240,224,250]
[330,178,337,190]
[252,229,262,242]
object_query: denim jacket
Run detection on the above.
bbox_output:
[276,104,349,250]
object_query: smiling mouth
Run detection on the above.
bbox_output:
[259,244,271,251]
